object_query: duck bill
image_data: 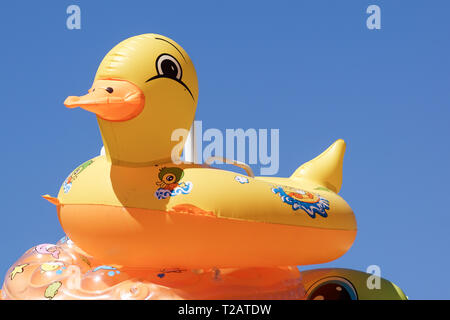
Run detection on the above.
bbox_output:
[64,79,145,121]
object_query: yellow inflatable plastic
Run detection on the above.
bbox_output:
[301,268,407,300]
[1,34,404,300]
[48,34,356,269]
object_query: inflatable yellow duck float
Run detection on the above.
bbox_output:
[1,34,406,300]
[47,34,357,269]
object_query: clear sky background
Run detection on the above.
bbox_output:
[0,1,449,299]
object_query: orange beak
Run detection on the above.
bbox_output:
[64,79,145,121]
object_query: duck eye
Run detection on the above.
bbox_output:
[163,173,175,183]
[105,87,114,94]
[307,279,357,300]
[156,54,182,80]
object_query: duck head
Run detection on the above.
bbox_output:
[64,34,199,166]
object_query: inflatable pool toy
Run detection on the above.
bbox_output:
[300,268,407,300]
[48,34,356,269]
[1,34,405,300]
[1,237,308,300]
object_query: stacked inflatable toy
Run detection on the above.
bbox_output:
[1,34,406,300]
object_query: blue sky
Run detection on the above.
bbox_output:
[0,1,449,299]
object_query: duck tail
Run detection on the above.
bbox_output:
[290,139,346,193]
[42,194,60,206]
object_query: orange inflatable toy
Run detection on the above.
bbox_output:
[2,237,305,300]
